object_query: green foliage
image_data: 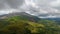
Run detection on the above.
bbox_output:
[0,16,60,34]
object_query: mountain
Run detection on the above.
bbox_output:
[0,12,60,34]
[0,12,40,22]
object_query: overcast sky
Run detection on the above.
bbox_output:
[0,0,24,15]
[0,0,60,18]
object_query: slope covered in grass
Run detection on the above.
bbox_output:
[0,16,60,34]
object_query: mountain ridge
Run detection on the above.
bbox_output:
[0,12,40,22]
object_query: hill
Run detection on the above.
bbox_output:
[0,12,40,22]
[0,12,60,34]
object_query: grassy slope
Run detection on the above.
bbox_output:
[0,16,60,34]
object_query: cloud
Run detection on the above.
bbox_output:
[49,0,60,9]
[0,0,60,18]
[22,0,60,18]
[50,0,60,7]
[5,0,24,9]
[0,0,24,9]
[0,0,24,15]
[0,9,20,15]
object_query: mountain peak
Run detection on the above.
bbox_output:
[0,12,40,22]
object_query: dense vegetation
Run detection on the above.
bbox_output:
[0,16,60,34]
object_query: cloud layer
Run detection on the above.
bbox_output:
[0,0,60,18]
[0,0,24,15]
[22,0,60,18]
[0,0,24,9]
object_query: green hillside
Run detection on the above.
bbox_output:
[0,16,60,34]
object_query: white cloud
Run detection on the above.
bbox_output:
[22,0,60,18]
[25,0,36,7]
[39,15,59,18]
[0,9,19,15]
[39,9,48,14]
[50,0,60,7]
